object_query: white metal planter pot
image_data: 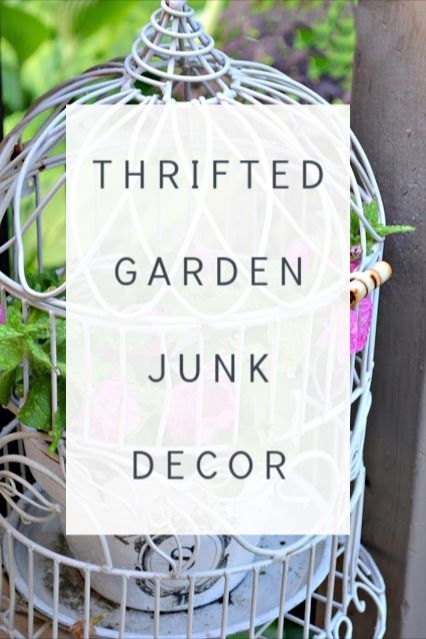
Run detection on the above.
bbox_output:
[20,426,262,612]
[0,0,386,637]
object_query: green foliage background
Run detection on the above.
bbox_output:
[1,0,356,135]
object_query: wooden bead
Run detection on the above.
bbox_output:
[350,261,392,308]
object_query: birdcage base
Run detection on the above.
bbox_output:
[2,488,335,638]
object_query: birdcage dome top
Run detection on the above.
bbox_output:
[0,0,385,317]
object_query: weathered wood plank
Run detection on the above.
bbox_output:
[351,1,426,636]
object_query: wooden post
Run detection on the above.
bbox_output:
[351,1,426,636]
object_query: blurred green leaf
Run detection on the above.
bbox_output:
[4,111,25,134]
[308,55,329,80]
[249,0,277,14]
[294,27,311,47]
[1,39,25,112]
[0,370,15,406]
[59,0,137,38]
[0,3,52,62]
[1,58,24,112]
[294,0,355,88]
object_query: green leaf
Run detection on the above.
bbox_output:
[25,338,53,371]
[4,304,25,332]
[0,336,24,371]
[55,319,66,346]
[4,111,26,136]
[4,304,50,336]
[363,200,379,226]
[17,375,65,449]
[1,46,25,113]
[308,55,330,80]
[0,320,24,341]
[23,311,50,334]
[18,376,52,431]
[351,201,415,256]
[62,0,136,39]
[26,307,47,325]
[49,381,66,452]
[0,3,52,63]
[55,319,66,374]
[0,369,16,405]
[375,223,415,237]
[294,27,314,49]
[27,268,60,292]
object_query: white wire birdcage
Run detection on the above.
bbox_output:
[0,1,386,637]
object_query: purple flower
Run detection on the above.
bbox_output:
[350,297,373,354]
[350,259,373,354]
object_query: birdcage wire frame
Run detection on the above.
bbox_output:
[0,429,385,639]
[0,0,386,637]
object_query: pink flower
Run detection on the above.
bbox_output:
[166,377,235,445]
[350,259,373,354]
[350,297,373,354]
[350,260,360,274]
[89,377,140,443]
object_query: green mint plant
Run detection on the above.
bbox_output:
[0,270,65,451]
[293,0,356,97]
[351,201,415,259]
